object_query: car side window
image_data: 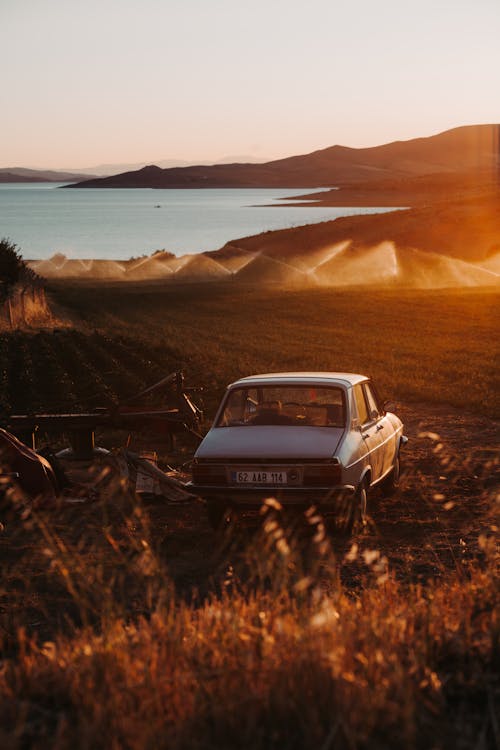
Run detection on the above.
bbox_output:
[353,384,369,425]
[363,382,381,421]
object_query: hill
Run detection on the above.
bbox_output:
[211,191,500,264]
[66,124,500,190]
[0,167,98,183]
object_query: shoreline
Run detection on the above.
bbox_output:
[18,172,499,289]
[28,190,500,288]
[276,172,499,208]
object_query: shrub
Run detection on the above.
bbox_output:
[0,238,41,301]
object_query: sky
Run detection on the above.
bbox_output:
[2,0,500,169]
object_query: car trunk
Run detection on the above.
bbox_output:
[195,425,344,460]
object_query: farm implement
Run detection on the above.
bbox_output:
[0,372,202,505]
[5,371,202,460]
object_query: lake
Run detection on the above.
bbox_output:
[0,183,397,260]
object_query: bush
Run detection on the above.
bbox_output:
[0,238,40,301]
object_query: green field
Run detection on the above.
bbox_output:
[47,282,499,418]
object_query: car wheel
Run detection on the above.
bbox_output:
[337,479,368,534]
[356,478,368,525]
[381,452,401,496]
[206,501,230,531]
[346,478,368,532]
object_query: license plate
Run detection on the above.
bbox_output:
[231,469,288,485]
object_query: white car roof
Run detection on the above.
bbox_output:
[229,372,368,389]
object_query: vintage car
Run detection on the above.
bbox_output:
[190,372,407,529]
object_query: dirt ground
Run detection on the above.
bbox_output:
[2,401,498,597]
[130,401,499,595]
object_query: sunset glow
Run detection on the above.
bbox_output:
[2,0,500,169]
[0,1,499,748]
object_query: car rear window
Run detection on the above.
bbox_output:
[217,385,345,427]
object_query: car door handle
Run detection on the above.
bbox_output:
[361,432,371,439]
[376,424,384,431]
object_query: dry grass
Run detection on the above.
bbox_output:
[0,456,498,750]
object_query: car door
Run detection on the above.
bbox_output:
[352,383,384,483]
[362,381,396,478]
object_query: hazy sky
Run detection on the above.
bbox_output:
[2,0,499,169]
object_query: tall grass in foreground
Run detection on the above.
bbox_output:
[0,468,498,750]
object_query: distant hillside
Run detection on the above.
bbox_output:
[210,191,500,264]
[0,167,98,183]
[66,124,500,190]
[68,154,270,177]
[0,172,47,183]
[286,170,499,207]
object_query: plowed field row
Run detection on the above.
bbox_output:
[0,330,178,415]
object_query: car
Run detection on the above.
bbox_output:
[189,372,407,529]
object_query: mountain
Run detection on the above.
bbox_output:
[0,167,98,183]
[66,159,195,177]
[65,124,500,189]
[65,154,270,177]
[0,172,46,183]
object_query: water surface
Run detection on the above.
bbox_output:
[0,183,397,259]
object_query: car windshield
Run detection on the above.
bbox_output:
[217,385,345,428]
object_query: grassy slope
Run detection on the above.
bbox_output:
[51,283,500,418]
[213,191,500,264]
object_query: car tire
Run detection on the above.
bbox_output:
[356,478,368,526]
[381,451,401,496]
[339,479,368,534]
[349,478,368,532]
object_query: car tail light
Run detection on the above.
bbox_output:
[303,463,341,486]
[192,462,226,485]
